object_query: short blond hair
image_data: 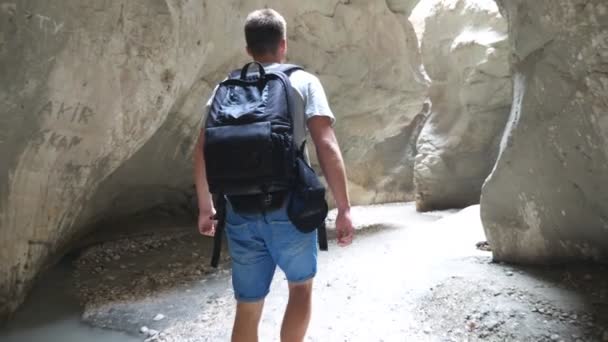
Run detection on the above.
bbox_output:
[244,8,287,56]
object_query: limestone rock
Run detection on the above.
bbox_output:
[386,0,421,15]
[0,0,426,317]
[412,0,511,211]
[288,1,428,204]
[481,0,608,263]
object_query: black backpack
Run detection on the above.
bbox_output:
[204,62,302,196]
[205,63,329,268]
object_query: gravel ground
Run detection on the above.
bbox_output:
[3,203,607,342]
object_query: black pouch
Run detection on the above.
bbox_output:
[288,153,328,233]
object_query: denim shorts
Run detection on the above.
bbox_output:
[224,198,318,302]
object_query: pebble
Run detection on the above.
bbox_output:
[140,326,149,334]
[147,329,159,337]
[550,334,560,341]
[465,320,477,332]
[144,335,159,342]
[153,313,166,321]
[506,271,514,276]
[423,327,432,334]
[486,320,499,331]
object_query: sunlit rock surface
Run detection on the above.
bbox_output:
[481,0,608,263]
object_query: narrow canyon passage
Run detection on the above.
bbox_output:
[2,0,608,340]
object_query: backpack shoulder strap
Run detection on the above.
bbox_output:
[227,63,302,79]
[275,64,303,76]
[228,68,241,79]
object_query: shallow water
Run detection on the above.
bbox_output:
[0,259,139,342]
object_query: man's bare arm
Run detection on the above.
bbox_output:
[307,116,353,245]
[307,116,350,210]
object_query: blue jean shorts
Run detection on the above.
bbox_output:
[224,198,318,302]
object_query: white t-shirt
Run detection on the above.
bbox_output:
[202,63,335,149]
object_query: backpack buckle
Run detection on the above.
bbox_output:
[263,193,272,207]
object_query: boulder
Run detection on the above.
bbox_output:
[412,0,512,211]
[481,0,608,263]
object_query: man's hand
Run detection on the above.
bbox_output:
[336,209,354,247]
[198,208,217,237]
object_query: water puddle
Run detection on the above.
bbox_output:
[0,258,139,342]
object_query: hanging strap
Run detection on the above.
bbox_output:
[318,221,328,251]
[210,194,226,268]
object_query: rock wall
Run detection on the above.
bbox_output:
[288,0,429,204]
[0,0,427,318]
[412,0,512,211]
[481,0,608,263]
[0,0,214,318]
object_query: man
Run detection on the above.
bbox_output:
[193,8,354,342]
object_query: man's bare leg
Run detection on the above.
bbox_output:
[232,300,265,342]
[280,280,313,342]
